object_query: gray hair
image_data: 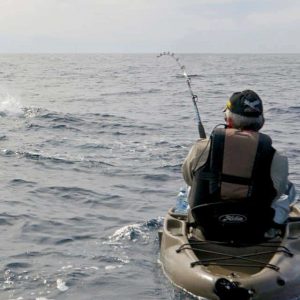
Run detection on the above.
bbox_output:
[225,109,264,131]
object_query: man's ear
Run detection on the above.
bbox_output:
[225,116,233,128]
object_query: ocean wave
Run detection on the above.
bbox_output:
[22,109,153,135]
[22,152,75,165]
[0,217,13,226]
[33,186,101,199]
[5,262,32,269]
[55,234,96,245]
[267,106,300,115]
[1,149,114,168]
[0,213,32,224]
[288,106,300,112]
[40,112,83,124]
[25,123,46,130]
[156,163,182,172]
[9,179,37,186]
[95,255,130,264]
[79,143,112,150]
[142,174,171,181]
[50,124,81,132]
[99,88,161,97]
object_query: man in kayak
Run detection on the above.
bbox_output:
[182,90,294,240]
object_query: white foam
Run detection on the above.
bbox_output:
[109,223,142,242]
[0,92,23,116]
[108,218,163,243]
[84,266,99,270]
[61,265,73,270]
[56,278,68,292]
[105,265,123,271]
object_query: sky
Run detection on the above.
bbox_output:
[0,0,299,53]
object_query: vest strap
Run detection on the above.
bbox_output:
[209,128,225,195]
[196,172,252,186]
[221,173,252,185]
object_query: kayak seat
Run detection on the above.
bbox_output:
[191,201,274,242]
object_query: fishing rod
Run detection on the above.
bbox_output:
[157,52,206,139]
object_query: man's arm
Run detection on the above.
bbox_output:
[271,151,288,196]
[182,139,210,186]
[270,151,290,224]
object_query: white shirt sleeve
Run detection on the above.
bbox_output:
[270,151,291,224]
[271,151,288,196]
[182,139,210,187]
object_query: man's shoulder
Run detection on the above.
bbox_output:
[192,138,211,151]
[187,138,211,158]
[273,150,288,162]
[194,137,210,145]
[258,131,273,144]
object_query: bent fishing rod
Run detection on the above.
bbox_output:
[157,52,206,139]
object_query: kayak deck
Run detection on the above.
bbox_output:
[184,237,288,277]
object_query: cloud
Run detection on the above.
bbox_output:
[172,28,300,53]
[0,0,299,52]
[245,4,300,28]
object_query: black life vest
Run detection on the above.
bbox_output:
[190,128,277,241]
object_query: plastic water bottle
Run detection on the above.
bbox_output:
[175,187,189,214]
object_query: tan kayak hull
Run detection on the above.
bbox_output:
[159,208,300,300]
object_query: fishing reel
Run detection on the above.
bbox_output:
[214,278,254,300]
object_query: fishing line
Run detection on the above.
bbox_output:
[157,52,206,139]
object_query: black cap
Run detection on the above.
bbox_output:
[224,90,263,117]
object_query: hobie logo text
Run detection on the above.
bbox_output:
[219,214,247,224]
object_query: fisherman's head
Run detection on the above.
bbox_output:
[224,89,265,131]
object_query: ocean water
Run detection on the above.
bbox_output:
[0,54,299,300]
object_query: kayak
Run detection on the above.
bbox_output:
[159,205,300,300]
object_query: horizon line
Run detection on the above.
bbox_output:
[0,52,300,55]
